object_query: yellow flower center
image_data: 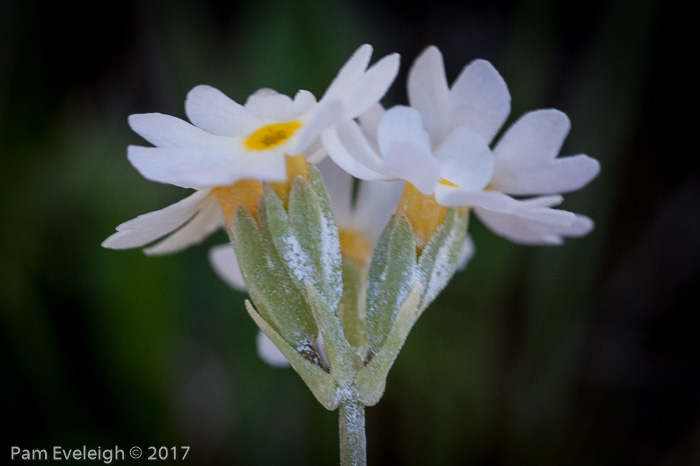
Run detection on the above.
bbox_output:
[339,228,373,266]
[244,121,302,151]
[395,183,448,252]
[439,177,460,187]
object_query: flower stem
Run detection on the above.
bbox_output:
[339,399,366,466]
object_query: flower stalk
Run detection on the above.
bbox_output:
[339,397,367,466]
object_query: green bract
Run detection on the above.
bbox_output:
[230,162,467,410]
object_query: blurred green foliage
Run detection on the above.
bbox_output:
[2,0,697,465]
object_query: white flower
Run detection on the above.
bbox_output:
[103,45,399,254]
[128,44,399,190]
[323,46,600,245]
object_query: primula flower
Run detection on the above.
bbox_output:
[128,44,399,190]
[323,46,600,245]
[103,45,399,253]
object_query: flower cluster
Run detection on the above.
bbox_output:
[103,44,599,405]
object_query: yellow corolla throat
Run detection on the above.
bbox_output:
[244,121,302,151]
[212,155,310,227]
[269,154,309,206]
[339,228,373,266]
[395,182,448,252]
[212,179,264,227]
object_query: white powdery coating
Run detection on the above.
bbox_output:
[395,261,417,318]
[336,388,365,465]
[365,240,417,332]
[280,233,316,284]
[319,205,343,306]
[334,386,356,405]
[423,224,461,305]
[295,341,316,356]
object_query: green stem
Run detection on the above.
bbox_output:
[339,399,366,466]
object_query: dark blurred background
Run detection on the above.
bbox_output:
[1,0,696,465]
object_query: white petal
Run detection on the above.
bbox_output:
[492,153,601,195]
[515,204,575,226]
[322,123,388,181]
[437,187,571,225]
[435,186,524,212]
[565,214,594,237]
[209,244,247,292]
[516,195,565,209]
[127,145,286,188]
[456,235,475,271]
[321,44,373,103]
[185,85,262,137]
[493,109,570,169]
[335,120,385,171]
[475,207,561,245]
[449,59,511,143]
[382,140,440,194]
[127,145,233,187]
[128,113,231,148]
[290,99,344,155]
[144,195,224,255]
[202,151,288,185]
[256,331,290,368]
[406,46,451,142]
[435,126,494,190]
[353,179,404,241]
[377,106,432,156]
[293,90,318,115]
[475,207,593,245]
[102,190,210,250]
[304,139,327,163]
[407,46,451,142]
[357,103,385,146]
[317,157,354,225]
[336,52,400,119]
[244,89,295,121]
[376,107,439,191]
